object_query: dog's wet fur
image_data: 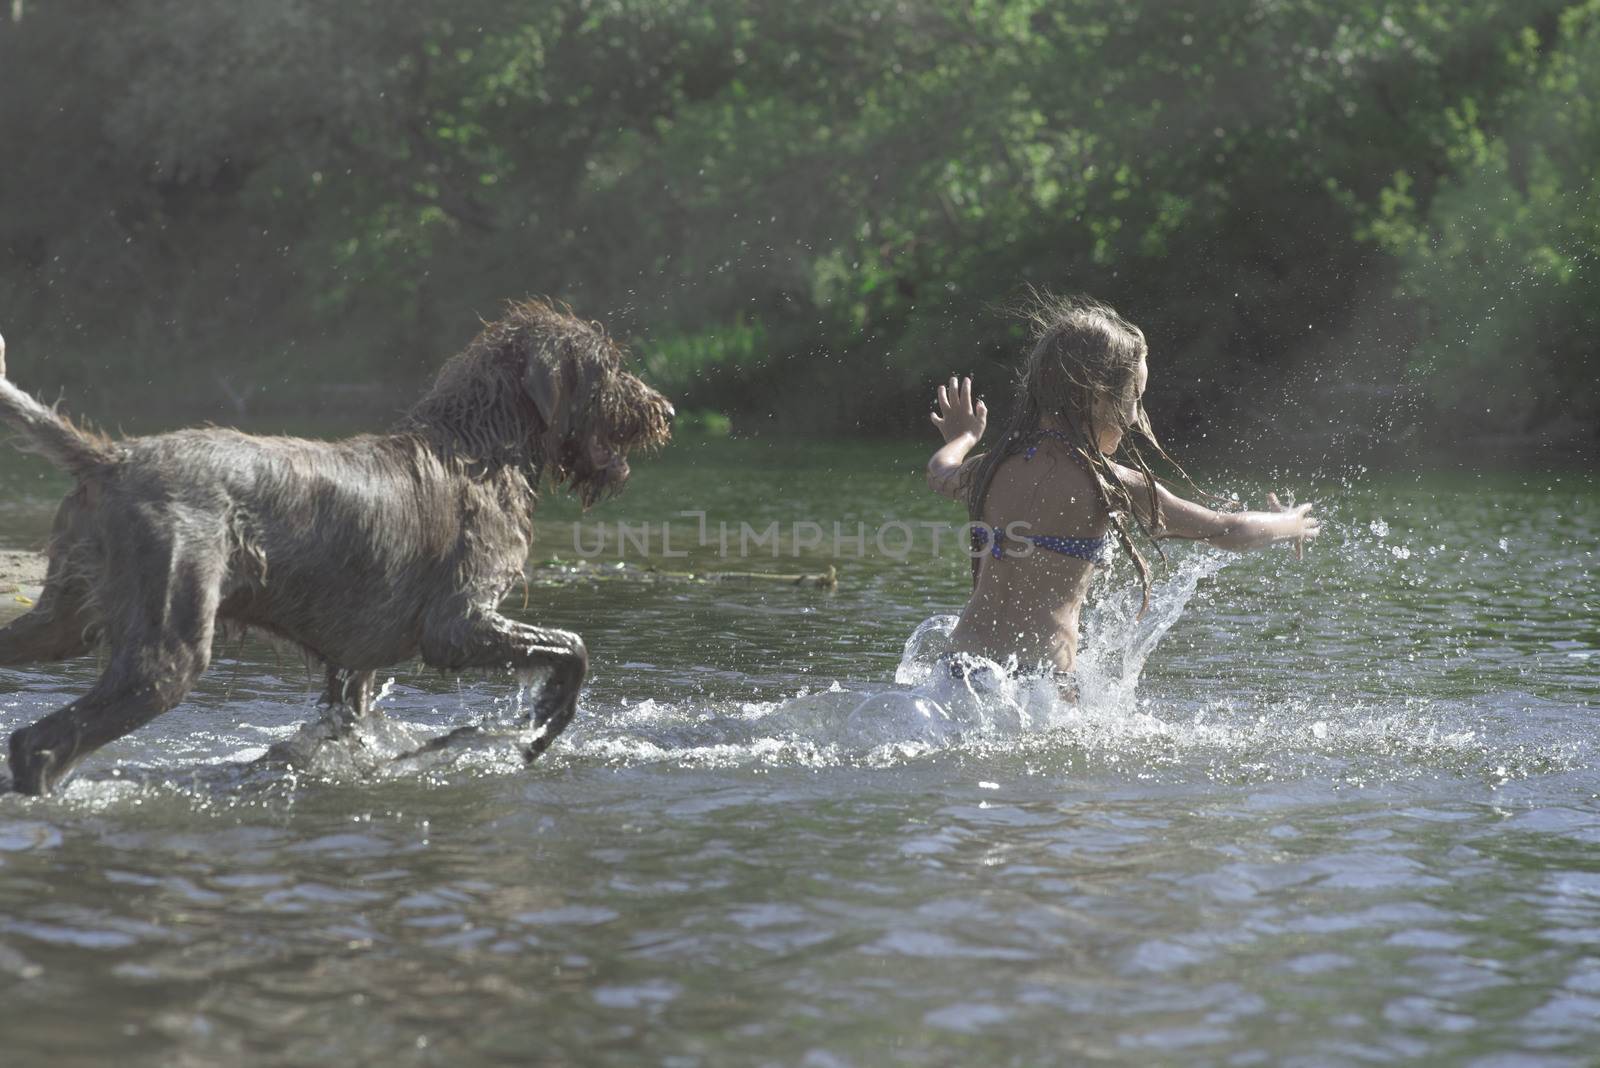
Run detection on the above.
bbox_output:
[0,300,672,794]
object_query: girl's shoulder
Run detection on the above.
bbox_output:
[1019,433,1100,488]
[986,438,1106,526]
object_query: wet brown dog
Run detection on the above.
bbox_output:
[0,300,672,794]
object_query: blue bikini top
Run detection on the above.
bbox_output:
[970,525,1111,563]
[970,429,1113,565]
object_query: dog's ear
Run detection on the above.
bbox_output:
[528,356,609,435]
[524,359,567,435]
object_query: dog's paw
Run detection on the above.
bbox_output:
[6,740,61,797]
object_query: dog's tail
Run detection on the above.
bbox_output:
[0,331,119,476]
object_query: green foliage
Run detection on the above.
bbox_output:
[673,409,734,438]
[640,316,767,396]
[0,0,1593,454]
[1357,1,1600,437]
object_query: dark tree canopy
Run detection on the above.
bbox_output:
[1,0,1594,460]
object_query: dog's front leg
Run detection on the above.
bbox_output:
[419,607,588,760]
[252,667,381,772]
[318,667,378,729]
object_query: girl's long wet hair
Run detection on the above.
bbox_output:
[965,292,1204,615]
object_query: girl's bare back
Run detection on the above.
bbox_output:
[949,439,1108,672]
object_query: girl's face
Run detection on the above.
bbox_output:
[1092,355,1148,454]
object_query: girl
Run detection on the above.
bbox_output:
[926,295,1319,690]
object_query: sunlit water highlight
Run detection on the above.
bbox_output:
[0,442,1596,1065]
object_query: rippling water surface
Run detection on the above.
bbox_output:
[1,441,1596,1065]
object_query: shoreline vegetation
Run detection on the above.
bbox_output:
[1,2,1594,463]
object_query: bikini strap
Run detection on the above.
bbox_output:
[1021,428,1094,473]
[968,524,1007,559]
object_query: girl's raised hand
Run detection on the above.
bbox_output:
[930,375,987,444]
[1266,492,1321,560]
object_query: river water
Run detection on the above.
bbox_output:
[0,439,1596,1065]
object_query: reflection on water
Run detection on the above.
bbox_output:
[1,442,1597,1064]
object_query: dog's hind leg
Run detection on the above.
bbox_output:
[0,589,94,664]
[6,532,221,795]
[0,553,96,666]
[0,488,101,665]
[417,608,588,761]
[7,626,215,794]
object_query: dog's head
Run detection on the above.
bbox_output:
[466,299,673,506]
[409,299,672,504]
[523,309,674,507]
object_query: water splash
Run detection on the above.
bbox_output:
[552,547,1237,770]
[234,674,546,784]
[1074,548,1231,710]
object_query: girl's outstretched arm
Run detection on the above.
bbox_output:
[1112,464,1321,557]
[927,375,988,500]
